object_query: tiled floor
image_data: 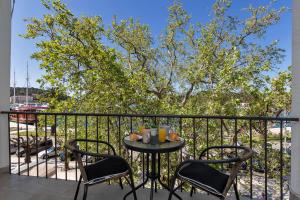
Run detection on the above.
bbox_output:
[0,172,241,200]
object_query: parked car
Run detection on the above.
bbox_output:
[38,146,59,159]
[10,138,24,154]
[16,138,53,157]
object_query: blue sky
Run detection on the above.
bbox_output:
[11,0,291,88]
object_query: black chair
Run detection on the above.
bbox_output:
[168,146,253,200]
[65,139,137,200]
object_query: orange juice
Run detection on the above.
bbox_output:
[158,128,167,143]
[138,125,145,134]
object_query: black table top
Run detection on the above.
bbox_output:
[123,136,185,154]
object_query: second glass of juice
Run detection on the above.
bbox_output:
[158,127,167,143]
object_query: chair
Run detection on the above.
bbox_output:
[168,145,253,200]
[65,139,137,200]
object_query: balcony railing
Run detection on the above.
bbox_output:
[1,111,299,199]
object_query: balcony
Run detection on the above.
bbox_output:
[1,0,300,199]
[0,172,239,200]
[1,111,298,199]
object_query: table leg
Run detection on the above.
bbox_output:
[156,153,161,193]
[157,154,182,200]
[157,153,161,177]
[124,153,150,200]
[124,152,182,200]
[150,178,154,200]
[123,176,149,200]
[146,153,149,177]
[157,179,182,200]
[149,153,156,200]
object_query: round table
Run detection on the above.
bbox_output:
[123,137,185,200]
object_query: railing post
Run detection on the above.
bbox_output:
[0,0,11,172]
[291,0,300,199]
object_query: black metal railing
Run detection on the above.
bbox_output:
[1,111,298,199]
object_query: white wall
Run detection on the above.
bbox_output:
[291,0,300,199]
[0,0,11,170]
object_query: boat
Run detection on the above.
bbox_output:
[9,62,49,124]
[9,103,49,124]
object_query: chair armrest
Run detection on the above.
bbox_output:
[73,150,111,159]
[199,145,253,162]
[184,158,241,166]
[65,139,117,156]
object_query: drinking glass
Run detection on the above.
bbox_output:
[158,128,167,143]
[142,129,151,143]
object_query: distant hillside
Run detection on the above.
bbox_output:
[10,87,44,96]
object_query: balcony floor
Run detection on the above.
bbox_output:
[0,171,247,200]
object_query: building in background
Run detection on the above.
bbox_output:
[10,95,33,104]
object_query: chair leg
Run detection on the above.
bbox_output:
[150,179,154,200]
[168,176,177,200]
[233,182,240,200]
[190,186,195,197]
[83,185,88,200]
[129,172,137,200]
[119,178,124,189]
[74,175,82,200]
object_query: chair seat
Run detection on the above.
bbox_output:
[178,162,229,196]
[84,156,128,184]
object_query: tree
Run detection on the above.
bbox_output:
[108,0,289,117]
[23,0,131,113]
[23,0,289,117]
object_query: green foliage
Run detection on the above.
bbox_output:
[22,0,289,118]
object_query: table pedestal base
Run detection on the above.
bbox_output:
[124,153,182,200]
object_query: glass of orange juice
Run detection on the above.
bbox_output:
[138,124,145,135]
[158,127,167,143]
